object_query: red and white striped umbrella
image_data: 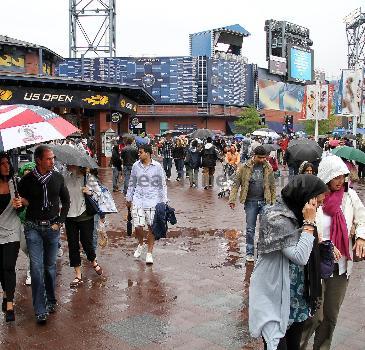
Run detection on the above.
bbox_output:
[0,104,79,151]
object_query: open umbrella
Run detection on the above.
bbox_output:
[331,146,365,164]
[47,144,98,169]
[0,104,79,151]
[252,128,280,139]
[342,133,356,140]
[262,144,280,153]
[190,129,214,139]
[287,139,322,161]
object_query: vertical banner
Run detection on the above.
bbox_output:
[318,84,329,120]
[303,84,331,120]
[305,84,317,120]
[341,69,363,115]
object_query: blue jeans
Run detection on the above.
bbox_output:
[92,214,100,251]
[122,165,133,195]
[24,223,60,316]
[163,158,173,179]
[244,200,266,256]
[174,159,184,179]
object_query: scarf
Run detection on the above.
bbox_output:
[33,167,53,210]
[322,187,351,260]
[282,174,328,315]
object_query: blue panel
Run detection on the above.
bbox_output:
[191,32,212,57]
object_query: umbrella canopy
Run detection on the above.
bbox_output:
[47,144,98,169]
[190,129,214,139]
[135,136,150,145]
[0,104,79,151]
[262,144,280,153]
[342,133,356,140]
[234,133,245,139]
[252,128,280,139]
[331,146,365,164]
[287,138,322,161]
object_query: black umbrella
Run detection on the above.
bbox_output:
[127,208,133,236]
[343,133,356,140]
[190,129,214,139]
[262,144,280,153]
[287,139,323,161]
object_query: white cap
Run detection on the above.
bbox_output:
[317,155,349,184]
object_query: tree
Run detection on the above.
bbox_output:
[304,114,340,136]
[233,107,261,135]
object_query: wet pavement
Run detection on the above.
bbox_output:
[1,163,365,349]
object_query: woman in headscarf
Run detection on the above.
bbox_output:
[298,161,315,175]
[300,155,365,350]
[249,175,328,350]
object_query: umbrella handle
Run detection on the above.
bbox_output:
[12,174,19,198]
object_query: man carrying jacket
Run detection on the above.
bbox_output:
[228,145,276,262]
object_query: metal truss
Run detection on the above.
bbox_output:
[345,8,365,69]
[69,0,116,58]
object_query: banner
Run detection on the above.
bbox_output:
[303,84,332,120]
[336,69,363,116]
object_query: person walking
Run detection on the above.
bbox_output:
[126,144,168,265]
[120,137,139,195]
[300,155,365,350]
[17,145,70,324]
[249,175,327,350]
[201,137,219,189]
[185,140,201,188]
[111,144,122,192]
[172,137,186,181]
[228,145,276,262]
[64,165,103,288]
[161,133,174,181]
[0,153,23,322]
[225,145,241,168]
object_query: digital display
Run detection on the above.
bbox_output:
[288,46,313,83]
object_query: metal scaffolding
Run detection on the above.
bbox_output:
[345,8,365,69]
[69,0,116,58]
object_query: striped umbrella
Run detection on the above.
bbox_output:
[0,104,79,151]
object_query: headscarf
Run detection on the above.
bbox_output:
[282,174,328,314]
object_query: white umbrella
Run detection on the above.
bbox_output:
[252,128,280,139]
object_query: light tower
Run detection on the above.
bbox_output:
[69,0,116,58]
[344,8,365,69]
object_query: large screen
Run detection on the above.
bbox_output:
[288,46,313,83]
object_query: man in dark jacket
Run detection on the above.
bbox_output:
[185,139,201,188]
[111,145,122,192]
[120,137,138,195]
[201,137,219,189]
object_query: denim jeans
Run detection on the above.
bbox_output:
[244,200,266,256]
[24,223,60,316]
[92,214,100,251]
[122,165,133,195]
[174,159,184,179]
[112,167,120,190]
[163,158,173,179]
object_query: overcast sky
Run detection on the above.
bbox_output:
[1,0,364,78]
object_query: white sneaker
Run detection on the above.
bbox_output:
[246,255,255,262]
[134,244,145,258]
[25,270,31,285]
[145,253,154,265]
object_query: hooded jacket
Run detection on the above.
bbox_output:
[228,158,276,205]
[185,147,201,169]
[200,143,218,168]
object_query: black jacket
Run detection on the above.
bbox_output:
[111,148,122,170]
[185,148,201,169]
[172,146,186,159]
[152,202,177,240]
[121,145,139,167]
[201,144,218,168]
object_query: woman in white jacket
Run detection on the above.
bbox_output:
[300,155,365,350]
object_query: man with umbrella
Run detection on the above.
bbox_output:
[15,145,70,323]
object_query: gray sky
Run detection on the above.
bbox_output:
[1,0,363,78]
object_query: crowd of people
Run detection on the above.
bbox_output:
[1,127,365,350]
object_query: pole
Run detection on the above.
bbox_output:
[314,80,320,142]
[353,115,357,147]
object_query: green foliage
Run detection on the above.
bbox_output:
[304,114,340,135]
[233,107,261,135]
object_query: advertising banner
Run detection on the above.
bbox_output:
[0,86,138,115]
[258,79,304,112]
[303,84,332,120]
[337,69,363,116]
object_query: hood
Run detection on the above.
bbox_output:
[318,155,349,184]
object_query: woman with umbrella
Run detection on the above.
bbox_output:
[249,175,328,350]
[0,153,23,322]
[64,166,103,287]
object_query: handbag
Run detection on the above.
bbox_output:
[84,175,99,216]
[319,240,335,278]
[97,183,118,214]
[127,207,133,236]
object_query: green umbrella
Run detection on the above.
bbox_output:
[331,146,365,164]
